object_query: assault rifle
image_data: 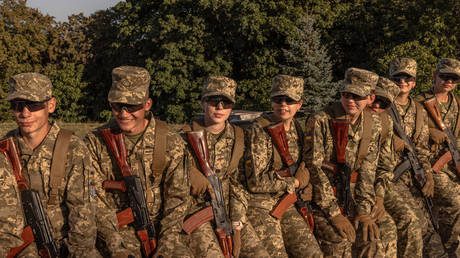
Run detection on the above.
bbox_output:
[424,97,460,178]
[99,129,156,257]
[388,103,439,230]
[185,130,233,258]
[329,119,354,217]
[266,122,314,231]
[0,138,59,258]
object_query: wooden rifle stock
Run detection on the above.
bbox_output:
[216,228,233,258]
[424,98,446,130]
[266,123,295,167]
[7,226,35,258]
[432,151,452,174]
[186,131,215,177]
[0,138,28,190]
[270,193,297,219]
[182,206,214,234]
[330,119,349,163]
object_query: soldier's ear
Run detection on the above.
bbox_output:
[144,98,153,111]
[47,97,57,113]
[368,94,376,104]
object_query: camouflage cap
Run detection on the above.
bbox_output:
[375,77,400,103]
[201,76,237,103]
[108,66,150,104]
[389,57,417,78]
[340,68,378,97]
[270,75,304,102]
[436,58,460,77]
[7,73,53,101]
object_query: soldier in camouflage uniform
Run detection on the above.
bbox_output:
[371,65,447,257]
[85,66,191,257]
[181,76,269,258]
[245,75,322,258]
[416,58,460,257]
[2,73,98,257]
[305,68,397,258]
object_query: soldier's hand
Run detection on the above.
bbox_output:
[294,162,309,189]
[422,172,435,198]
[232,229,242,258]
[189,166,212,197]
[371,196,385,221]
[429,128,447,144]
[393,135,405,152]
[354,214,380,242]
[299,183,313,201]
[330,214,356,242]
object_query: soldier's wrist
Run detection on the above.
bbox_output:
[232,221,243,231]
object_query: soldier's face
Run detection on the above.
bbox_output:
[433,72,459,94]
[392,74,416,95]
[202,96,233,126]
[271,96,302,122]
[111,98,152,135]
[11,97,55,137]
[341,92,371,116]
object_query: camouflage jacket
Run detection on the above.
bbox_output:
[304,103,394,217]
[392,97,433,184]
[244,114,298,211]
[416,91,460,179]
[4,123,97,257]
[185,119,249,224]
[85,113,190,256]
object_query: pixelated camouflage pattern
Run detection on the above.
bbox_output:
[7,73,53,101]
[375,77,400,103]
[183,119,268,258]
[3,123,99,257]
[305,103,396,257]
[201,76,237,103]
[270,74,304,102]
[245,114,322,257]
[416,91,460,256]
[436,58,460,77]
[108,66,150,105]
[389,57,417,78]
[85,113,191,257]
[0,154,37,257]
[340,68,378,97]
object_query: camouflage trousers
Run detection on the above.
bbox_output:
[433,170,460,257]
[385,173,447,258]
[186,221,269,258]
[247,205,322,258]
[313,209,396,258]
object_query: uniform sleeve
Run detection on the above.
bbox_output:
[84,132,129,255]
[65,139,100,257]
[245,123,296,194]
[375,116,396,199]
[304,114,341,218]
[156,133,192,257]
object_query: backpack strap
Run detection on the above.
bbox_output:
[413,101,425,140]
[225,125,244,175]
[357,108,373,167]
[377,111,390,145]
[48,129,73,205]
[152,120,168,178]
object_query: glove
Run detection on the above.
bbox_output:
[189,166,212,197]
[354,214,380,242]
[330,214,356,242]
[294,162,309,189]
[371,196,385,221]
[299,183,313,201]
[232,229,242,258]
[393,135,405,152]
[429,128,447,144]
[422,172,435,198]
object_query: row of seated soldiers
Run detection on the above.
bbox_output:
[1,57,459,258]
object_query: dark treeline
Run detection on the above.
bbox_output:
[0,0,458,123]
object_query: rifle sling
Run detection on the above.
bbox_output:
[49,129,73,205]
[357,108,373,167]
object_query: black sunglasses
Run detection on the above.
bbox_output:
[10,100,48,112]
[204,96,234,109]
[110,102,145,113]
[438,73,460,83]
[271,96,299,105]
[341,92,368,101]
[392,75,416,84]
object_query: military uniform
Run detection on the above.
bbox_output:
[416,58,460,256]
[182,76,269,258]
[85,66,191,257]
[305,68,397,258]
[381,59,446,258]
[245,75,322,258]
[3,73,98,257]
